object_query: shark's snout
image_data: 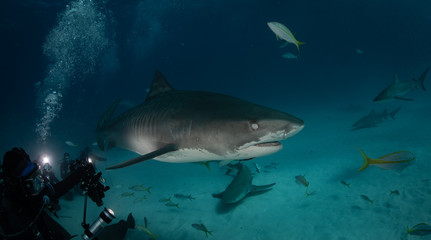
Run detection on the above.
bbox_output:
[284,122,305,139]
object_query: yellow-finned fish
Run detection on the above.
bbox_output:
[129,184,152,193]
[65,140,78,147]
[357,147,415,172]
[136,225,159,239]
[267,21,305,51]
[192,223,213,237]
[295,175,309,187]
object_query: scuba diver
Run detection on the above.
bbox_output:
[60,152,72,180]
[0,147,109,239]
[38,155,59,185]
[60,152,81,201]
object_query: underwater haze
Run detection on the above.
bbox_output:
[1,0,431,239]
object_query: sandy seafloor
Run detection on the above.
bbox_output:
[53,92,431,240]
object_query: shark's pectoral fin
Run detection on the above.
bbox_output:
[251,183,276,192]
[394,96,413,101]
[106,144,178,170]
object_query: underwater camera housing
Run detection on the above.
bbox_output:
[82,208,115,240]
[76,152,110,207]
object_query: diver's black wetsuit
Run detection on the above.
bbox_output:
[0,165,88,239]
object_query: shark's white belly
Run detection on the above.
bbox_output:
[154,144,283,163]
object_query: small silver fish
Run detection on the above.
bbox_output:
[133,196,147,203]
[174,194,195,200]
[340,181,351,188]
[282,52,298,60]
[165,202,179,208]
[158,197,171,203]
[65,140,78,147]
[192,223,213,237]
[360,194,373,204]
[129,185,152,193]
[295,175,309,187]
[121,192,135,197]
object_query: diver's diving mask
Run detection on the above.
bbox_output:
[20,162,45,196]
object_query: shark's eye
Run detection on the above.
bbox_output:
[251,123,259,130]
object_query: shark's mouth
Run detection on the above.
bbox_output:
[254,141,281,147]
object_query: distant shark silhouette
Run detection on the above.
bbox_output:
[212,164,275,203]
[351,107,401,130]
[374,67,429,102]
[97,71,304,169]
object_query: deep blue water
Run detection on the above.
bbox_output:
[1,0,431,239]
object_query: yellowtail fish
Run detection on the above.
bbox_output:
[267,22,305,51]
[121,192,135,197]
[192,223,213,237]
[295,175,309,187]
[129,185,152,193]
[357,147,415,172]
[65,140,78,147]
[407,223,431,236]
[136,225,159,239]
[296,175,314,197]
[165,202,179,208]
[174,194,195,200]
[340,181,350,188]
[360,194,373,204]
[133,196,147,203]
[158,197,171,203]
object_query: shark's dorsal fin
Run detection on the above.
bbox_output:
[146,70,175,100]
[394,74,400,83]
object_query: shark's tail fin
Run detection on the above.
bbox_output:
[417,67,429,91]
[389,107,401,120]
[96,99,121,150]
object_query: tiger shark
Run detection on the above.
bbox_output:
[374,67,429,102]
[97,71,304,169]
